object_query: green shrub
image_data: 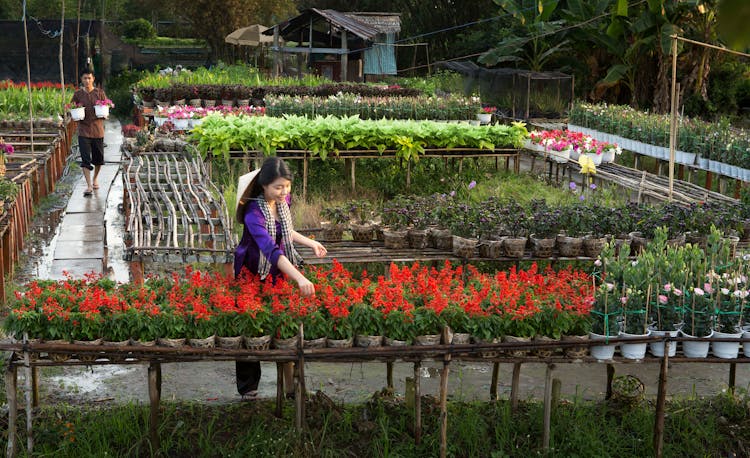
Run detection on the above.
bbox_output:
[121,18,156,40]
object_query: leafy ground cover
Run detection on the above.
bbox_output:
[1,391,748,457]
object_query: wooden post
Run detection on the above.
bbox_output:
[490,362,500,401]
[148,362,162,452]
[729,363,737,395]
[350,158,356,192]
[6,362,17,458]
[414,361,421,444]
[706,171,713,191]
[273,26,280,78]
[406,161,411,190]
[295,323,305,431]
[275,363,284,418]
[340,31,348,82]
[653,346,669,458]
[387,362,394,391]
[606,364,615,400]
[130,260,144,286]
[510,362,521,412]
[31,367,39,407]
[439,360,450,458]
[542,364,555,451]
[303,156,308,202]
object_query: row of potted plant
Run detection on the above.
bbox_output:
[152,105,265,130]
[527,129,622,164]
[0,79,74,120]
[317,193,748,260]
[134,63,327,89]
[137,83,422,107]
[264,93,480,121]
[4,263,594,353]
[191,115,529,163]
[569,102,750,170]
[589,227,750,360]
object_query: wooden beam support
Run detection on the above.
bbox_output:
[148,362,162,452]
[414,361,421,444]
[6,361,18,458]
[510,362,521,412]
[653,348,669,458]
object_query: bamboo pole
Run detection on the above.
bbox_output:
[387,362,394,391]
[490,362,500,401]
[414,361,421,444]
[148,362,161,451]
[439,360,450,458]
[668,35,678,200]
[653,348,669,458]
[6,362,17,458]
[510,362,521,412]
[275,363,284,417]
[295,323,305,431]
[542,364,555,450]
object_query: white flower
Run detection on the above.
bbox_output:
[721,288,730,295]
[594,259,602,266]
[693,287,705,296]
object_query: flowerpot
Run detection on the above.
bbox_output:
[414,334,441,346]
[321,222,345,242]
[724,235,740,258]
[583,235,608,258]
[203,99,217,107]
[383,229,409,249]
[157,337,187,348]
[273,335,299,350]
[70,107,85,121]
[350,223,374,242]
[172,118,190,131]
[531,235,556,258]
[94,105,109,118]
[384,337,409,346]
[190,118,205,128]
[236,99,250,107]
[685,232,707,250]
[189,335,216,348]
[153,116,167,127]
[676,151,696,165]
[131,339,156,347]
[473,336,501,358]
[103,339,131,362]
[74,338,103,363]
[141,100,155,108]
[408,228,430,249]
[304,337,327,348]
[452,235,477,258]
[173,99,186,106]
[430,228,453,250]
[244,335,272,350]
[477,113,492,124]
[189,98,202,107]
[44,339,72,362]
[601,149,616,163]
[550,147,571,163]
[680,329,712,358]
[743,331,750,357]
[451,333,471,345]
[648,329,678,357]
[619,331,650,360]
[478,239,504,259]
[666,233,686,248]
[570,148,580,161]
[503,236,527,258]
[327,338,353,348]
[221,99,235,107]
[584,152,603,166]
[628,231,649,254]
[355,335,383,348]
[712,330,742,359]
[216,336,243,349]
[504,335,531,358]
[557,235,583,257]
[533,335,558,358]
[155,99,170,107]
[589,332,617,361]
[562,334,589,358]
[697,157,709,169]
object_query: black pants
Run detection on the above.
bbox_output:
[236,361,261,395]
[78,136,104,170]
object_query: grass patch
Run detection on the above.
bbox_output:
[2,393,748,457]
[122,37,208,48]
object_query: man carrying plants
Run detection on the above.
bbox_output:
[70,69,108,196]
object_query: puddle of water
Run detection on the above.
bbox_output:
[47,365,139,395]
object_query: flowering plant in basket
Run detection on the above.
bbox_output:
[441,305,472,334]
[383,309,414,342]
[0,137,15,155]
[95,98,115,108]
[301,310,329,340]
[413,307,444,336]
[349,303,384,336]
[468,313,503,341]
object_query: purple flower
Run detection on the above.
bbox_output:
[468,180,477,190]
[589,183,597,190]
[579,195,585,201]
[569,182,577,190]
[449,190,456,197]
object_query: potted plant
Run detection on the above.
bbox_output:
[239,307,272,350]
[498,200,528,258]
[201,85,220,106]
[441,305,471,344]
[137,86,156,107]
[271,308,301,349]
[320,204,348,242]
[528,201,558,257]
[154,87,173,106]
[383,309,414,346]
[94,98,114,118]
[349,303,384,347]
[326,313,354,348]
[381,196,412,249]
[412,307,444,345]
[468,313,503,358]
[348,200,374,242]
[66,101,85,121]
[477,105,495,124]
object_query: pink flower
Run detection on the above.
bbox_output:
[703,283,713,294]
[663,283,672,292]
[658,295,668,304]
[693,287,704,296]
[673,288,682,296]
[620,296,628,305]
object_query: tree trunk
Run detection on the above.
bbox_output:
[652,50,671,114]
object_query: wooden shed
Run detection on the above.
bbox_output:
[266,9,401,82]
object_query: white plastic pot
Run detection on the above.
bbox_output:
[589,332,617,361]
[619,330,650,360]
[712,330,742,359]
[94,105,109,118]
[70,107,85,121]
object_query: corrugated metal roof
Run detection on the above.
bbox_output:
[265,9,400,41]
[343,12,401,34]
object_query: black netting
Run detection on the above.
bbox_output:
[437,62,573,120]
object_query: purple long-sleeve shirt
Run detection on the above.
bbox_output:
[233,195,291,279]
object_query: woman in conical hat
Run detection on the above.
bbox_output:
[234,156,327,398]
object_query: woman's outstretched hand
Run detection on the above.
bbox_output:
[310,240,327,258]
[297,277,315,297]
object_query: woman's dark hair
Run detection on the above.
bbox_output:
[249,156,293,197]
